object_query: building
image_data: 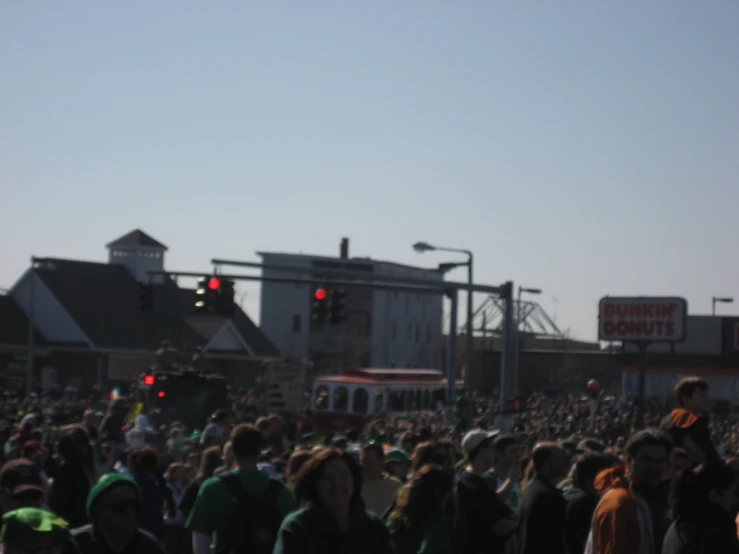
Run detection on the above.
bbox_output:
[617,315,739,407]
[0,229,281,392]
[258,239,444,373]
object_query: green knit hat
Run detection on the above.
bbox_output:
[86,473,140,519]
[0,508,70,546]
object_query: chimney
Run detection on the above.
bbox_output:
[340,238,349,259]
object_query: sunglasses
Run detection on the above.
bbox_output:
[103,499,139,514]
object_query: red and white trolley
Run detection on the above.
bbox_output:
[311,368,463,432]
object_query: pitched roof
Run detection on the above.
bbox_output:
[0,296,47,347]
[106,229,167,250]
[31,259,279,357]
[176,289,281,357]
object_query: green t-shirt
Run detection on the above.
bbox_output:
[186,469,298,552]
[273,504,394,554]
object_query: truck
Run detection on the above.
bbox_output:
[136,370,230,430]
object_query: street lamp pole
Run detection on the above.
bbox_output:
[514,286,542,394]
[712,296,734,316]
[413,242,474,392]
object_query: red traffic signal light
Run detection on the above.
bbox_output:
[157,391,166,398]
[314,288,327,301]
[143,375,156,386]
[208,277,222,291]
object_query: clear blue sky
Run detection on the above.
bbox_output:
[2,2,738,341]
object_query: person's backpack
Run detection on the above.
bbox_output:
[217,472,285,554]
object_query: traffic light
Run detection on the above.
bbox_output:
[311,287,328,325]
[195,276,236,316]
[219,278,235,317]
[140,283,154,311]
[328,289,347,325]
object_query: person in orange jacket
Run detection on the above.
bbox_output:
[585,429,672,554]
[659,377,720,466]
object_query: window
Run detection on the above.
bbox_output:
[391,319,397,341]
[407,322,412,339]
[352,388,369,414]
[426,324,431,343]
[415,323,420,343]
[292,314,301,333]
[334,387,348,412]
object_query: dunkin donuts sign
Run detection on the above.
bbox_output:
[598,297,687,342]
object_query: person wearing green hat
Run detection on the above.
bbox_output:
[1,508,72,554]
[384,450,411,483]
[65,473,163,554]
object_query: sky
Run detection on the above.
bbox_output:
[2,2,738,342]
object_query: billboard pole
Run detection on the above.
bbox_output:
[636,342,649,428]
[598,296,688,430]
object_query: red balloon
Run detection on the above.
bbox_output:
[587,379,601,393]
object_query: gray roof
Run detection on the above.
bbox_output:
[106,229,168,250]
[28,258,280,357]
[256,251,442,274]
[0,296,47,347]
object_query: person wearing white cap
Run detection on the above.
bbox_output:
[456,429,517,554]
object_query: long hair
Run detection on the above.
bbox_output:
[57,425,93,470]
[286,449,313,490]
[389,465,453,534]
[100,398,127,428]
[292,448,363,507]
[669,463,737,521]
[411,441,439,473]
[195,446,223,483]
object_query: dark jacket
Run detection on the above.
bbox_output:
[660,409,720,466]
[455,470,513,554]
[133,472,167,540]
[64,524,164,554]
[49,461,91,527]
[662,507,739,554]
[564,490,598,554]
[389,510,453,554]
[517,475,566,554]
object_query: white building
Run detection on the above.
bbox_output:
[258,240,444,372]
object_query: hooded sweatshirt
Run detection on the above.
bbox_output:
[584,467,668,554]
[659,408,720,466]
[64,474,163,554]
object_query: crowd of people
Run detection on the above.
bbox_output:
[1,376,739,553]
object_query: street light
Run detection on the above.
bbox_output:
[412,241,474,394]
[413,242,435,253]
[712,296,734,316]
[514,286,542,393]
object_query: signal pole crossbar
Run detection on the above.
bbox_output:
[150,262,517,420]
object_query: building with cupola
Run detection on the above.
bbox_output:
[0,229,280,392]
